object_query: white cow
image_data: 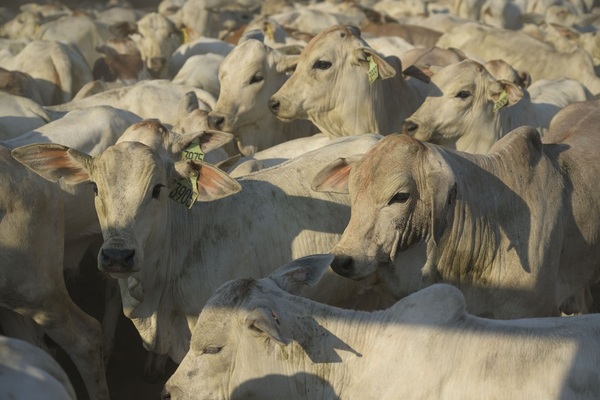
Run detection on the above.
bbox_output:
[269,25,428,138]
[313,117,600,318]
[0,146,108,400]
[12,133,390,371]
[402,60,592,153]
[436,22,600,94]
[165,254,600,400]
[0,336,76,400]
[0,91,51,140]
[0,39,93,106]
[208,34,318,156]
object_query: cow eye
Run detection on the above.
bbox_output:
[456,90,471,99]
[249,74,264,85]
[92,182,98,196]
[203,346,223,355]
[389,192,410,205]
[312,60,332,70]
[151,184,163,200]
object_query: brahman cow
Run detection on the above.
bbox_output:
[0,336,77,400]
[313,110,600,318]
[402,60,591,153]
[0,146,108,400]
[436,22,600,94]
[269,25,428,138]
[164,254,600,400]
[208,33,317,156]
[12,133,391,373]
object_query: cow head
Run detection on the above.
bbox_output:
[11,140,240,278]
[312,134,455,281]
[208,34,299,155]
[402,60,523,153]
[269,25,397,136]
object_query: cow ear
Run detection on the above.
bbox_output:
[488,79,523,110]
[274,52,299,74]
[269,254,335,295]
[311,155,361,193]
[172,130,234,155]
[425,155,456,246]
[11,143,92,184]
[245,307,291,346]
[172,159,241,201]
[353,47,397,80]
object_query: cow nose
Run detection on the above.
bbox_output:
[269,98,280,114]
[330,255,354,277]
[100,248,135,269]
[150,57,166,71]
[402,120,418,135]
[207,114,225,130]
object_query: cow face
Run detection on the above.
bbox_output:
[208,38,297,155]
[313,134,455,283]
[402,60,523,152]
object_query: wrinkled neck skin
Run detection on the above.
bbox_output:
[237,117,317,156]
[311,73,424,138]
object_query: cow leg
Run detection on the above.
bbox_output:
[0,308,49,352]
[18,291,109,400]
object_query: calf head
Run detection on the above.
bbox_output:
[269,25,396,134]
[12,140,240,278]
[402,60,523,150]
[312,134,455,280]
[208,34,298,155]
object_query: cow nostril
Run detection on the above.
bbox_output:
[207,114,225,130]
[100,248,136,269]
[330,255,354,277]
[268,98,280,114]
[402,120,418,134]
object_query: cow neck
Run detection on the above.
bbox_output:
[496,91,535,139]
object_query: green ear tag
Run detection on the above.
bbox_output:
[493,90,509,111]
[367,55,379,84]
[169,170,199,209]
[182,137,205,162]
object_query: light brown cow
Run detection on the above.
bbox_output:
[313,109,600,318]
[269,25,428,138]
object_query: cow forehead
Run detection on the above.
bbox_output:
[432,60,490,91]
[221,40,268,77]
[300,25,364,58]
[93,142,164,184]
[351,135,425,194]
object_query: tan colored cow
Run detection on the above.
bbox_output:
[165,254,600,400]
[208,34,317,156]
[402,60,591,154]
[313,108,600,318]
[0,146,108,400]
[269,25,428,138]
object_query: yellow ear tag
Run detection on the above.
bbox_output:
[367,55,379,85]
[181,137,205,162]
[493,90,509,111]
[181,27,190,44]
[169,170,199,209]
[265,23,275,41]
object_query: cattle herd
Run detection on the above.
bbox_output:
[3,0,600,399]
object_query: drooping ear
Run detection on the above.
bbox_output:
[245,307,290,346]
[269,254,335,295]
[488,79,523,110]
[311,155,361,193]
[353,47,397,80]
[11,143,92,185]
[425,153,456,246]
[172,130,234,155]
[172,159,241,201]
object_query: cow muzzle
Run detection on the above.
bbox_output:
[330,255,355,278]
[402,119,418,135]
[207,112,226,130]
[99,248,139,273]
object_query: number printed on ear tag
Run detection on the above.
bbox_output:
[493,90,509,111]
[169,170,199,209]
[182,137,205,161]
